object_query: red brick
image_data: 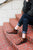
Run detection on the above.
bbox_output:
[3,23,33,50]
[3,22,13,34]
[9,18,22,36]
[15,14,22,21]
[3,22,20,50]
[9,18,18,28]
[0,26,13,50]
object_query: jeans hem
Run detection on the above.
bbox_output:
[22,31,27,34]
[17,23,21,27]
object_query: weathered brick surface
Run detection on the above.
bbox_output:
[3,23,33,50]
[0,26,13,50]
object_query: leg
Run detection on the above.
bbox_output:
[15,13,26,30]
[21,14,33,43]
[16,14,29,45]
[22,18,29,39]
[16,13,29,39]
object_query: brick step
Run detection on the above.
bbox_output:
[27,25,33,43]
[3,22,20,50]
[9,18,18,28]
[3,23,33,50]
[15,14,22,21]
[9,18,33,44]
[0,26,13,50]
[9,18,22,36]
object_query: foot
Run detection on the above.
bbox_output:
[7,29,18,34]
[15,38,27,45]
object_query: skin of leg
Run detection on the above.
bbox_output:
[22,33,26,39]
[20,33,26,41]
[15,25,26,39]
[15,25,20,30]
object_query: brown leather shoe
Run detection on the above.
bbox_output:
[7,29,18,34]
[15,38,27,45]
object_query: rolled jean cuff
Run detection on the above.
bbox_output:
[17,23,21,27]
[22,31,27,34]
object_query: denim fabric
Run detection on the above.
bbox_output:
[17,13,33,34]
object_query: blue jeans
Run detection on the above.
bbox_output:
[17,13,33,34]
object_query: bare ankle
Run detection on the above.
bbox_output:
[15,25,19,30]
[22,33,26,39]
